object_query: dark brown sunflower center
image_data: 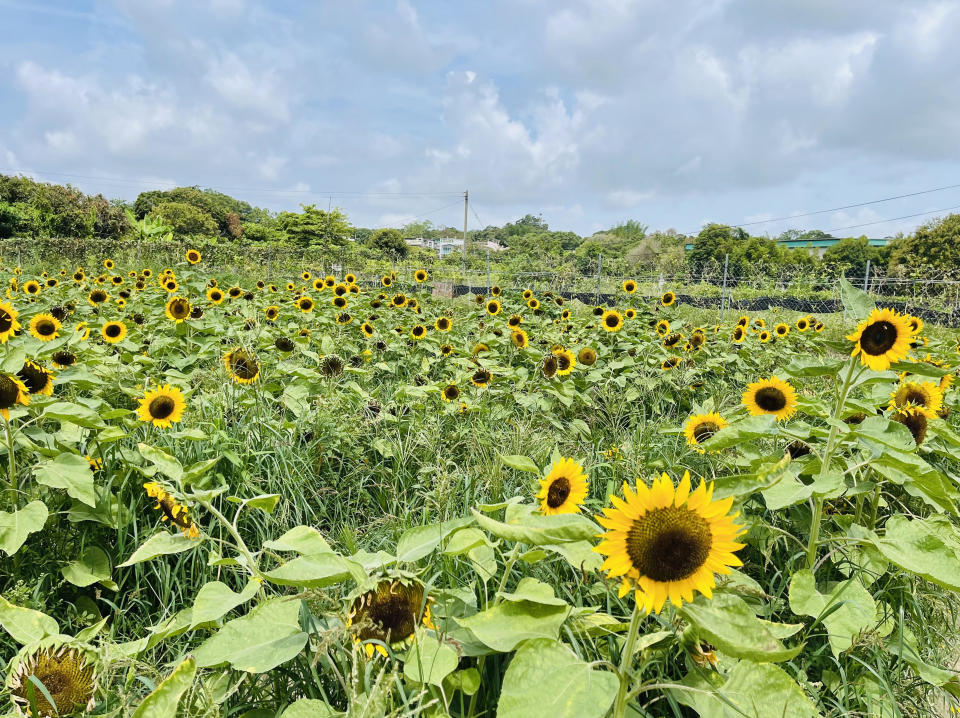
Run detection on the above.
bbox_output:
[444,385,459,400]
[0,311,12,332]
[413,326,424,336]
[692,422,720,443]
[541,356,558,377]
[556,354,571,371]
[733,328,744,340]
[36,320,55,336]
[0,375,19,408]
[473,370,490,384]
[36,668,69,694]
[895,410,927,445]
[53,351,76,366]
[17,363,47,393]
[627,506,712,582]
[231,354,259,379]
[149,395,176,419]
[755,387,786,412]
[354,586,422,643]
[104,323,121,338]
[170,300,189,318]
[900,389,927,406]
[605,314,619,327]
[438,318,449,329]
[860,321,898,356]
[546,476,571,508]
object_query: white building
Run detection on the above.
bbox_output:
[404,237,506,258]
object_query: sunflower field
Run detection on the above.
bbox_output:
[1,252,960,717]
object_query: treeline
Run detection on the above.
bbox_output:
[0,173,957,277]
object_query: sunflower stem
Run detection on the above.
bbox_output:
[806,358,858,571]
[868,483,882,530]
[5,417,15,505]
[199,499,264,588]
[613,602,643,718]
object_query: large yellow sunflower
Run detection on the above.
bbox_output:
[0,301,21,343]
[0,372,30,419]
[846,308,912,371]
[683,412,729,451]
[889,380,942,418]
[101,320,127,343]
[601,309,623,332]
[137,384,186,428]
[536,457,589,516]
[594,471,745,613]
[29,313,61,341]
[17,359,55,396]
[165,296,192,323]
[224,348,260,384]
[742,376,797,421]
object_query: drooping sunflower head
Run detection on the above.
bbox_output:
[660,291,676,307]
[0,372,30,419]
[136,384,186,429]
[441,383,460,402]
[143,482,200,538]
[683,412,728,451]
[536,457,588,515]
[742,376,797,421]
[594,471,745,614]
[223,348,260,384]
[470,368,492,387]
[601,310,623,332]
[578,346,597,366]
[846,307,912,371]
[0,301,21,343]
[347,579,434,658]
[889,380,942,418]
[661,356,682,371]
[9,643,96,717]
[52,350,77,369]
[540,353,559,379]
[100,320,127,344]
[623,279,637,294]
[663,332,683,349]
[891,406,928,446]
[165,296,192,323]
[507,314,522,328]
[320,354,345,378]
[275,336,296,352]
[434,316,451,332]
[17,359,55,396]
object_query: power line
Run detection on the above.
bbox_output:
[821,204,960,233]
[0,167,463,198]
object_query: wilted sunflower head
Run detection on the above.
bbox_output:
[0,372,29,418]
[320,354,345,378]
[540,354,559,379]
[275,336,295,352]
[661,356,682,371]
[52,350,77,368]
[17,359,54,396]
[742,376,797,421]
[9,643,96,717]
[663,332,683,348]
[223,348,260,384]
[348,579,434,657]
[846,308,912,371]
[537,457,588,515]
[578,347,597,366]
[893,406,928,446]
[143,481,199,538]
[471,368,492,387]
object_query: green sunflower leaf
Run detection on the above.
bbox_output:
[0,595,59,645]
[131,656,197,718]
[34,452,97,507]
[0,499,48,556]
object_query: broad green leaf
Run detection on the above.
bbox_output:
[403,634,460,686]
[226,493,281,514]
[132,656,197,718]
[871,515,960,591]
[788,569,881,656]
[700,414,778,451]
[674,659,819,718]
[456,597,570,652]
[41,401,104,428]
[783,356,845,378]
[263,553,357,588]
[182,457,220,485]
[138,442,183,481]
[471,508,598,546]
[281,700,340,718]
[539,540,603,572]
[119,532,198,567]
[678,592,802,663]
[839,276,875,321]
[497,577,568,607]
[61,546,111,587]
[190,580,260,629]
[500,454,540,474]
[442,527,491,556]
[0,595,58,645]
[263,525,333,555]
[0,500,47,556]
[194,598,308,673]
[396,515,474,562]
[34,453,96,506]
[886,627,958,687]
[497,638,618,718]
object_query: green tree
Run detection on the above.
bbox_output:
[889,214,960,273]
[277,204,352,249]
[148,201,218,238]
[367,228,408,258]
[823,236,872,276]
[688,224,747,272]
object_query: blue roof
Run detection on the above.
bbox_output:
[684,237,890,251]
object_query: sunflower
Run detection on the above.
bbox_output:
[655,319,670,337]
[660,291,676,307]
[470,368,492,387]
[663,332,683,349]
[301,271,312,281]
[345,273,357,284]
[223,348,260,384]
[360,322,375,338]
[52,350,77,369]
[137,384,186,428]
[111,275,123,286]
[87,288,109,307]
[511,328,529,349]
[29,313,61,341]
[796,317,810,332]
[742,376,797,421]
[507,314,522,328]
[311,278,326,292]
[434,316,452,332]
[847,308,913,371]
[23,280,40,296]
[774,323,789,337]
[410,324,426,340]
[732,326,746,343]
[526,298,540,311]
[441,383,460,402]
[9,644,96,717]
[0,373,29,419]
[624,308,637,320]
[333,284,348,297]
[103,258,115,269]
[907,316,923,335]
[259,305,278,322]
[554,347,576,376]
[297,296,315,313]
[536,457,588,515]
[594,471,745,613]
[623,279,637,294]
[758,330,771,343]
[485,299,502,316]
[391,293,406,308]
[72,269,85,283]
[101,320,127,343]
[333,295,348,309]
[185,249,202,264]
[684,412,729,451]
[163,278,179,293]
[144,482,200,538]
[141,268,153,278]
[348,579,434,658]
[381,275,393,287]
[440,344,453,357]
[320,354,345,378]
[522,289,534,301]
[889,380,943,418]
[17,359,54,396]
[601,309,623,332]
[165,296,192,323]
[414,269,428,282]
[0,302,21,343]
[578,347,597,366]
[205,287,224,305]
[227,285,242,299]
[892,406,928,446]
[661,357,681,371]
[406,297,419,311]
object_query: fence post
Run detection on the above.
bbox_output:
[463,253,470,296]
[863,259,871,292]
[721,253,729,324]
[594,253,603,305]
[485,248,491,293]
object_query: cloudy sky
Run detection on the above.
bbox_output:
[1,0,959,237]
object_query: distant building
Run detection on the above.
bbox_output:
[683,236,893,257]
[404,237,506,258]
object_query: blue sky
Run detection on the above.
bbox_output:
[1,0,959,237]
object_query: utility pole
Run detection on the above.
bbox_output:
[463,190,469,294]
